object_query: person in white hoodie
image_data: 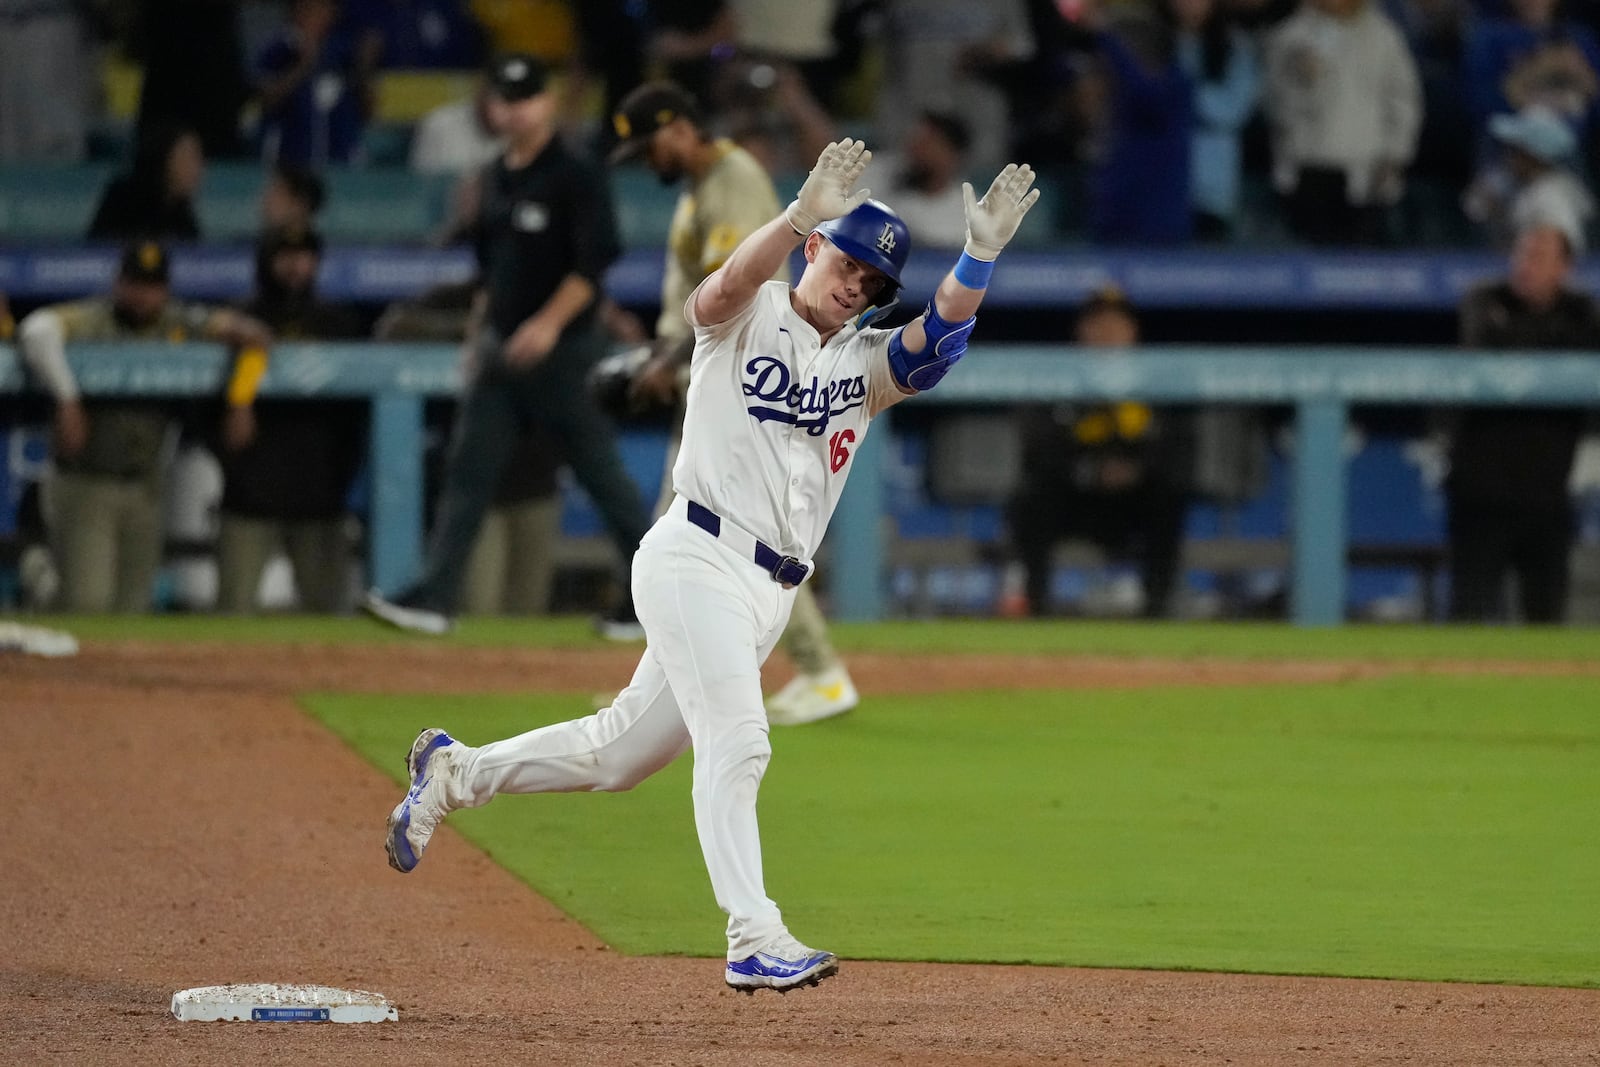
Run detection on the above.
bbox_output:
[1263,0,1422,244]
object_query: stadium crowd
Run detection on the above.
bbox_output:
[3,0,1598,249]
[1,0,1598,625]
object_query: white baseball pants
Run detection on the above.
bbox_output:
[453,508,795,959]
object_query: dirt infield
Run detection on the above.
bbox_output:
[4,640,1597,1066]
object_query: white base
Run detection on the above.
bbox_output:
[0,621,78,657]
[170,983,397,1023]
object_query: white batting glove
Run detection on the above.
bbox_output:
[785,138,873,235]
[961,163,1042,261]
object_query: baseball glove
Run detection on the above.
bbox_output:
[586,345,658,421]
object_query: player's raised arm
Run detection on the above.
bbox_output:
[888,163,1042,393]
[691,139,872,326]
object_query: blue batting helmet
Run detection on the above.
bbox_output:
[814,199,911,297]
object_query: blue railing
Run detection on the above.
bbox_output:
[4,341,1599,625]
[10,244,1600,310]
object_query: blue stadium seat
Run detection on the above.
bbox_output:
[362,123,416,168]
[0,164,114,239]
[0,161,454,245]
[322,168,453,242]
[196,163,266,240]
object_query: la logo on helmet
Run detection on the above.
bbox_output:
[876,223,897,253]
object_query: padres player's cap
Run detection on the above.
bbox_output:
[487,51,547,101]
[118,240,170,285]
[608,81,701,165]
[1079,284,1134,317]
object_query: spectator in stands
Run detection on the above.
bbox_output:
[338,0,486,68]
[260,162,329,232]
[1443,219,1598,623]
[1078,0,1196,245]
[0,0,93,162]
[373,281,566,618]
[1170,0,1261,241]
[1263,0,1422,245]
[723,58,837,177]
[876,0,1036,174]
[473,0,582,59]
[1461,0,1600,145]
[361,52,652,638]
[87,123,205,243]
[726,0,845,109]
[409,71,505,244]
[642,0,736,106]
[410,75,502,176]
[867,110,975,249]
[254,0,381,166]
[992,3,1089,183]
[134,0,251,159]
[1389,0,1474,230]
[560,0,648,153]
[215,226,365,614]
[14,242,271,613]
[1462,103,1595,250]
[759,66,972,247]
[1004,286,1190,619]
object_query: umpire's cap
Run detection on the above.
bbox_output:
[813,199,911,298]
[118,240,170,285]
[488,51,548,101]
[608,81,701,164]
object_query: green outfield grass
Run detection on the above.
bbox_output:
[309,672,1600,988]
[49,613,1600,660]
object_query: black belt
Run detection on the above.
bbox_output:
[685,500,810,588]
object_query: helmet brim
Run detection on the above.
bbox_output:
[816,230,903,289]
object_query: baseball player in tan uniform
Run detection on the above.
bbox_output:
[608,81,859,726]
[16,242,271,612]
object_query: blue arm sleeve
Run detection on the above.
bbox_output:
[887,304,977,392]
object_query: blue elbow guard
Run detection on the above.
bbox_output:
[888,304,977,392]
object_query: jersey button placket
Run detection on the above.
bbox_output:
[783,328,818,521]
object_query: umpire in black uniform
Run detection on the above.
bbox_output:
[365,52,652,637]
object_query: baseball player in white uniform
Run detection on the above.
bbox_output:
[385,139,1040,992]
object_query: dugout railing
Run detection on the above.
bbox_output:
[4,341,1600,626]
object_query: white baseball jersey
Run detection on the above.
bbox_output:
[675,279,907,561]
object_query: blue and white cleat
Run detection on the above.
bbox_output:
[385,728,461,873]
[725,935,839,993]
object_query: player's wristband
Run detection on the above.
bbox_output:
[225,346,268,407]
[953,251,995,291]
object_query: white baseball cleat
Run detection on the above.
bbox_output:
[725,933,839,993]
[386,728,464,872]
[765,665,858,726]
[362,590,452,636]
